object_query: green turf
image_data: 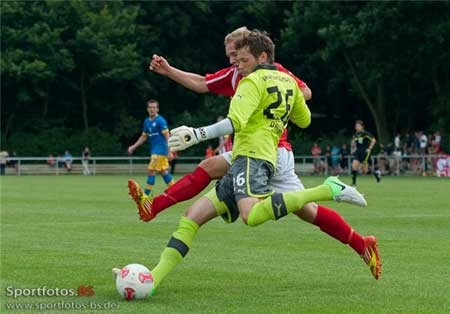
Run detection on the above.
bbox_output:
[1,175,449,314]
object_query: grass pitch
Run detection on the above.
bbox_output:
[1,175,449,314]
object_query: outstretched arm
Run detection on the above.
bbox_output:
[168,119,234,152]
[149,54,209,93]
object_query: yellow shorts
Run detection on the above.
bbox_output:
[148,154,169,171]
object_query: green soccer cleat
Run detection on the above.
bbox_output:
[324,176,367,207]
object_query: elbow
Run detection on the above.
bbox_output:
[296,116,311,129]
[301,87,312,101]
[303,117,312,129]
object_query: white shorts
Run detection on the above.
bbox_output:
[221,147,304,193]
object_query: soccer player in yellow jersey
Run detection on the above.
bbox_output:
[116,31,380,295]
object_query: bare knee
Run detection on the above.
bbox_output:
[199,156,229,179]
[240,211,249,225]
[294,202,318,223]
[238,198,259,226]
[184,197,217,226]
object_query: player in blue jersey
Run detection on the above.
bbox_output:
[128,99,174,195]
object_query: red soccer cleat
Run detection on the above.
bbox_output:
[127,179,156,222]
[361,236,382,280]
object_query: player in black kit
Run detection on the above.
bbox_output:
[351,120,380,186]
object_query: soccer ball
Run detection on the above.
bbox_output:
[115,264,154,300]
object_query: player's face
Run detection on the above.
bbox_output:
[147,103,159,118]
[225,41,238,66]
[236,46,259,77]
[355,122,363,132]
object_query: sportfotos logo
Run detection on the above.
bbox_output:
[5,285,94,298]
[4,286,118,311]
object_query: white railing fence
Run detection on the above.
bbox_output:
[1,154,449,176]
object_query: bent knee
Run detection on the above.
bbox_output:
[199,156,228,179]
[294,202,318,223]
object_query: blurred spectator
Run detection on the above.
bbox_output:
[330,145,340,174]
[434,130,441,146]
[7,151,18,173]
[394,132,401,150]
[325,145,332,172]
[63,150,73,172]
[169,151,178,175]
[414,131,421,153]
[47,154,56,167]
[311,142,323,175]
[404,132,413,151]
[0,149,8,175]
[377,144,388,173]
[419,131,428,155]
[390,147,402,176]
[214,116,233,155]
[435,155,450,177]
[82,147,91,175]
[205,145,215,159]
[339,144,350,172]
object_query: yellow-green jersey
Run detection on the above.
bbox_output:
[227,64,311,166]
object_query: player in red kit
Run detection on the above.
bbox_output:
[127,27,381,280]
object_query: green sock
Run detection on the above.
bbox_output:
[247,185,332,226]
[151,216,199,288]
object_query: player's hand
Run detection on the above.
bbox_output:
[149,54,170,75]
[366,148,372,153]
[127,146,135,155]
[168,126,199,151]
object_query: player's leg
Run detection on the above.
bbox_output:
[300,202,381,279]
[145,155,158,195]
[151,174,236,290]
[272,149,367,254]
[150,197,215,289]
[157,154,174,187]
[246,175,366,227]
[351,159,360,186]
[129,154,231,221]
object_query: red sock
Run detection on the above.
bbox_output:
[313,205,365,255]
[152,166,212,215]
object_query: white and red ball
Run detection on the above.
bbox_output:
[115,264,153,300]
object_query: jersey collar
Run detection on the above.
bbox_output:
[253,64,277,72]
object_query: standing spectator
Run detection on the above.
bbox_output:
[377,144,388,174]
[82,147,91,175]
[214,116,233,155]
[63,150,73,172]
[310,142,323,175]
[169,151,178,175]
[47,154,56,167]
[339,143,350,172]
[0,149,8,175]
[434,130,442,148]
[413,131,421,153]
[390,147,402,176]
[330,145,341,174]
[394,132,401,150]
[419,131,428,155]
[128,99,174,196]
[7,151,18,174]
[325,144,332,173]
[404,132,413,151]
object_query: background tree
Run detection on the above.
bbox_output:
[1,1,448,155]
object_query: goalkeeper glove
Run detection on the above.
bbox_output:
[168,125,207,151]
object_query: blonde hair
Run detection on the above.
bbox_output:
[224,26,251,45]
